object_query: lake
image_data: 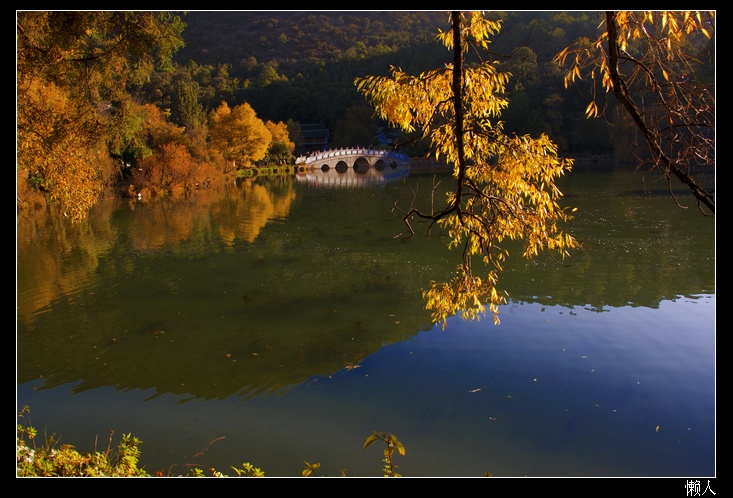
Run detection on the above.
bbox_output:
[16,163,716,478]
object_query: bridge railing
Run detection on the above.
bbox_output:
[297,147,409,165]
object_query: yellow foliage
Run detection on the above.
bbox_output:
[265,120,296,153]
[553,11,715,215]
[209,101,272,168]
[16,11,186,221]
[17,75,109,222]
[553,11,714,100]
[356,11,579,327]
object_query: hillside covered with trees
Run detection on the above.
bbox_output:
[163,11,616,156]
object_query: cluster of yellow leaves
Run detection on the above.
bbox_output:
[430,134,576,326]
[357,11,579,328]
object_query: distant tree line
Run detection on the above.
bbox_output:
[17,11,297,221]
[157,11,632,159]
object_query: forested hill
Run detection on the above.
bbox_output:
[160,11,624,158]
[173,11,450,77]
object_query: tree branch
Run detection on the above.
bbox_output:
[605,11,714,214]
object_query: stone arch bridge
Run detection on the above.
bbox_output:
[295,147,410,173]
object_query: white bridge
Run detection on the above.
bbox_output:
[295,147,410,172]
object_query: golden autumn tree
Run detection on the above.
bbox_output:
[263,120,296,165]
[208,101,272,171]
[554,11,715,215]
[265,120,295,151]
[16,11,185,221]
[355,11,579,328]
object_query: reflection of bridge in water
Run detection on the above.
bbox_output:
[295,163,409,188]
[295,147,410,188]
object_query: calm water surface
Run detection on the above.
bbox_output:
[16,165,715,477]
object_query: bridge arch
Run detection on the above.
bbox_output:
[296,147,410,171]
[354,157,370,173]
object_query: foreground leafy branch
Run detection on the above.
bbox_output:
[554,11,715,215]
[355,11,579,327]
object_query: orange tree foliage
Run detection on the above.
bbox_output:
[16,11,185,221]
[356,11,579,327]
[141,104,186,150]
[132,143,197,198]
